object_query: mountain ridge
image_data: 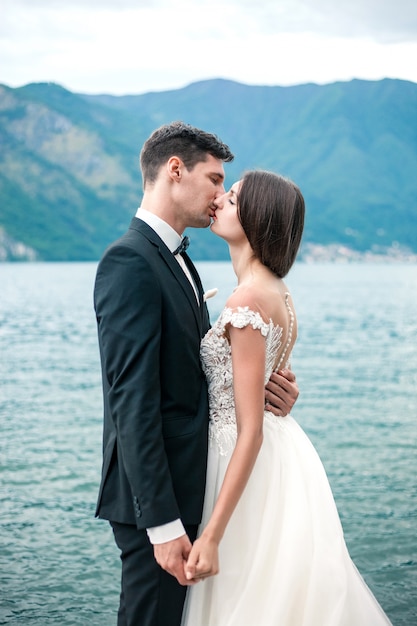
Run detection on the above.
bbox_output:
[0,78,416,261]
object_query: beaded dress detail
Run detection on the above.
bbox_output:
[182,295,392,626]
[200,296,293,455]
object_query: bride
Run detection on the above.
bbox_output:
[181,170,392,625]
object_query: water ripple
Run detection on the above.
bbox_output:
[1,262,416,625]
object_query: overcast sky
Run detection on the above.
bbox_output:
[1,0,416,95]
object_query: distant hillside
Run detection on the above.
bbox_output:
[0,78,416,261]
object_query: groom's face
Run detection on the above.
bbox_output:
[176,154,226,231]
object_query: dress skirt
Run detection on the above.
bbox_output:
[181,413,392,626]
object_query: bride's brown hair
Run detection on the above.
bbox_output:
[237,170,305,278]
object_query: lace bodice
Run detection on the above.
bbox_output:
[201,297,294,454]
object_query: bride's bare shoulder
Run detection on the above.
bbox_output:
[225,281,294,328]
[225,284,265,310]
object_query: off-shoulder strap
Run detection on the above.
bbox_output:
[221,306,272,337]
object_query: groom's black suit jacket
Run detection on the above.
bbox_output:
[94,218,210,530]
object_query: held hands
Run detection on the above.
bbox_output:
[184,534,219,583]
[153,533,219,585]
[153,534,195,586]
[265,368,299,416]
[154,534,219,585]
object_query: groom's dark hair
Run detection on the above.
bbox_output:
[140,121,234,187]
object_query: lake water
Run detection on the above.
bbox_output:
[0,261,416,625]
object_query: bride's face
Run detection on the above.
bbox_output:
[210,181,246,244]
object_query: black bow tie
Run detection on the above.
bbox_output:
[173,236,190,256]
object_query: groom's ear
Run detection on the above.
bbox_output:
[167,156,182,182]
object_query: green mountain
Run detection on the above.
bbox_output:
[0,78,416,261]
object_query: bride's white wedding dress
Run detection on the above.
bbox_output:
[181,304,392,626]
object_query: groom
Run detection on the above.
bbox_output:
[94,121,299,626]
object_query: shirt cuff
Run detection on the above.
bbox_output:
[146,519,186,544]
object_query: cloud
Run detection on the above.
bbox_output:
[311,0,417,43]
[1,0,416,94]
[4,0,162,7]
[234,0,417,43]
[6,0,416,41]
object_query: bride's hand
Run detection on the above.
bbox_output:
[184,535,219,582]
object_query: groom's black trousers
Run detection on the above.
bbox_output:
[111,522,198,626]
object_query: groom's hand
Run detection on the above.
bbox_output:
[265,368,299,416]
[153,535,195,586]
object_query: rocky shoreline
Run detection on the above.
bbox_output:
[1,229,416,264]
[299,242,417,264]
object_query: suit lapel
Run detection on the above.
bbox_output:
[159,247,202,329]
[130,218,203,336]
[182,252,211,333]
[182,252,204,306]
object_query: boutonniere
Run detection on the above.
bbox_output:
[203,288,218,302]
